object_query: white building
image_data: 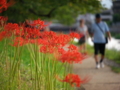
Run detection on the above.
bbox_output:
[101,9,113,21]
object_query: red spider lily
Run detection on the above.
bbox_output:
[58,47,66,54]
[54,34,71,46]
[22,27,41,39]
[39,32,70,54]
[39,36,69,54]
[59,34,71,44]
[68,44,78,51]
[0,0,7,12]
[0,16,8,26]
[69,32,81,39]
[46,33,71,48]
[56,74,89,87]
[13,37,28,47]
[0,0,15,13]
[0,16,8,21]
[28,39,37,44]
[4,23,19,31]
[28,38,48,45]
[50,36,69,47]
[40,45,55,53]
[59,51,84,64]
[0,23,20,40]
[4,23,20,36]
[41,31,57,40]
[39,32,71,51]
[29,19,49,30]
[36,38,48,45]
[0,31,7,41]
[40,31,58,46]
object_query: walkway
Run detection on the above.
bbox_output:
[73,57,120,90]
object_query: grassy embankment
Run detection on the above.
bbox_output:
[0,40,69,90]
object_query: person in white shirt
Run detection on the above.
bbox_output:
[91,14,111,69]
[76,19,89,54]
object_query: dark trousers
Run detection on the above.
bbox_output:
[94,43,106,55]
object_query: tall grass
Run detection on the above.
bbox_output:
[0,40,73,90]
[106,49,120,64]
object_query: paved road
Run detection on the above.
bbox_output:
[73,57,120,90]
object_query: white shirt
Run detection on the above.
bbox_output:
[77,25,87,36]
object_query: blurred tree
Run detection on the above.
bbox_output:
[113,14,120,23]
[0,0,103,25]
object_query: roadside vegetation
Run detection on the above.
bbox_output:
[111,33,120,39]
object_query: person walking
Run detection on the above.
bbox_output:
[91,14,111,69]
[76,19,89,54]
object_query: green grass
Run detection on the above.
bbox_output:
[111,33,120,39]
[111,67,120,73]
[86,44,94,55]
[106,49,120,64]
[0,40,31,65]
[0,39,72,90]
[104,49,120,73]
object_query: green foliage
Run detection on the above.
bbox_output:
[0,40,30,65]
[86,44,94,55]
[106,49,120,64]
[111,67,120,73]
[0,40,69,90]
[106,21,112,26]
[111,33,120,39]
[113,14,120,23]
[0,0,103,25]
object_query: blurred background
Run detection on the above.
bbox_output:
[1,0,120,50]
[1,0,119,33]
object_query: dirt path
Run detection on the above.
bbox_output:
[73,56,120,90]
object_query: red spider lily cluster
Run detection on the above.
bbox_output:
[29,19,50,30]
[59,51,84,63]
[0,23,20,41]
[56,74,89,87]
[0,18,89,87]
[0,0,14,26]
[0,1,90,89]
[70,32,83,39]
[0,0,15,13]
[0,16,8,26]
